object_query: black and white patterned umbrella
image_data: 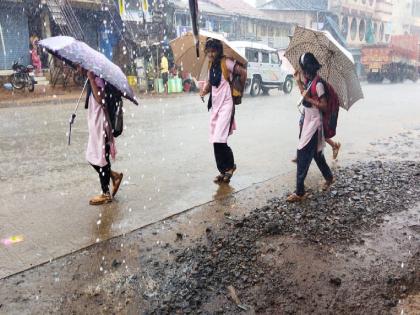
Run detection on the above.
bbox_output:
[285,26,363,110]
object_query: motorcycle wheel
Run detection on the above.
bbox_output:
[11,73,26,90]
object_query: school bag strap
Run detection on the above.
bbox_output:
[207,57,245,105]
[309,75,321,99]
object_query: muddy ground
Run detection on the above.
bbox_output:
[0,130,419,315]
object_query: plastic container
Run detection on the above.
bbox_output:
[175,78,183,93]
[154,78,164,93]
[168,78,176,93]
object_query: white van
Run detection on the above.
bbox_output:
[230,41,294,96]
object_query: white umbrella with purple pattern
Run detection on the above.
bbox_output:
[39,36,138,105]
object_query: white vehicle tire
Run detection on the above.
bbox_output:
[283,77,293,94]
[250,78,261,97]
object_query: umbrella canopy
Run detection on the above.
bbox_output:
[170,30,247,81]
[39,36,138,105]
[285,26,363,110]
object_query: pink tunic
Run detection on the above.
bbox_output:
[209,59,236,143]
[31,49,42,73]
[297,82,325,152]
[86,78,116,167]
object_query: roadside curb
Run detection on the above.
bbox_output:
[0,92,198,109]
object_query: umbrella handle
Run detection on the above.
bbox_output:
[195,41,200,58]
[68,113,76,146]
[73,79,89,114]
[68,79,88,146]
[296,81,313,107]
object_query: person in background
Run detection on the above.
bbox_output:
[199,38,247,184]
[30,35,42,75]
[287,53,334,202]
[160,52,169,94]
[326,133,341,160]
[81,66,123,205]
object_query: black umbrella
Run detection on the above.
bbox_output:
[189,0,200,58]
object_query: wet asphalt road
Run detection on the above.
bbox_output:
[0,82,420,278]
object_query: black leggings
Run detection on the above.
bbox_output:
[296,131,333,196]
[213,143,234,174]
[91,145,111,194]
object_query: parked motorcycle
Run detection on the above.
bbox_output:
[10,58,36,92]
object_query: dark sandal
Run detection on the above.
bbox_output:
[213,174,224,184]
[322,178,334,191]
[222,164,237,183]
[286,193,308,203]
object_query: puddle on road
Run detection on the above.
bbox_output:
[398,293,420,315]
[350,205,419,266]
[349,205,420,314]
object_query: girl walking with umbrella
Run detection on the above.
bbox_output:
[287,53,334,202]
[37,36,139,205]
[84,68,123,205]
[199,38,247,184]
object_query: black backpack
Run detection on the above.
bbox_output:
[104,83,124,138]
[85,81,124,138]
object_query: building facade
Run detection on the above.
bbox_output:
[260,0,393,48]
[172,0,292,49]
[410,0,420,36]
[329,0,393,47]
[259,0,329,30]
[202,0,292,49]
